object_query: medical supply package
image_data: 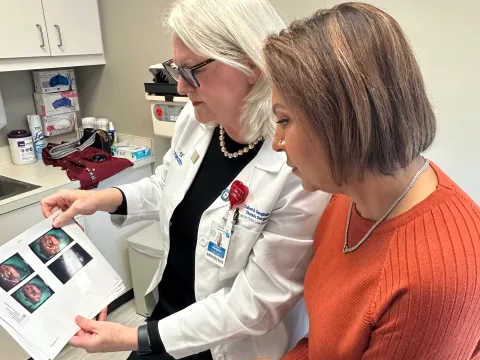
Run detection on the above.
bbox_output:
[42,111,78,137]
[34,91,80,117]
[0,212,125,360]
[112,144,152,162]
[33,69,76,94]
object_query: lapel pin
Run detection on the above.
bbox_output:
[220,189,230,202]
[191,150,200,164]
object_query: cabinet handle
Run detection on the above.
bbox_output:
[54,25,63,47]
[36,24,45,48]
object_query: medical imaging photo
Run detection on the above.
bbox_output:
[48,243,92,284]
[29,228,73,263]
[12,276,54,314]
[0,254,34,292]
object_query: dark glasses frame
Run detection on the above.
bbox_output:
[162,58,215,88]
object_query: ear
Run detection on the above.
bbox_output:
[246,61,261,86]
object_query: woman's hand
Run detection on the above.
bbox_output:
[97,307,108,321]
[69,315,138,353]
[75,307,108,337]
[41,188,124,228]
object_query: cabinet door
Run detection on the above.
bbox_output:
[0,203,45,246]
[0,203,44,360]
[83,165,156,292]
[42,0,104,56]
[0,0,51,59]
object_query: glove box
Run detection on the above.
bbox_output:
[34,91,80,117]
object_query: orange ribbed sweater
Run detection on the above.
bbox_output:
[284,163,480,360]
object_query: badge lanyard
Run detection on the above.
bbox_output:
[206,180,248,267]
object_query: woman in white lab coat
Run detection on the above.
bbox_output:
[41,0,330,359]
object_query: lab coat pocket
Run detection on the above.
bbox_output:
[218,225,261,281]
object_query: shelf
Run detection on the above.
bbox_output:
[0,54,105,72]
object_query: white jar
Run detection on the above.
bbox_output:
[96,118,109,131]
[81,117,96,129]
[7,130,37,165]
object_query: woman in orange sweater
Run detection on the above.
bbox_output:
[264,3,480,359]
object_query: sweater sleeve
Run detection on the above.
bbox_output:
[363,199,480,359]
[282,338,309,360]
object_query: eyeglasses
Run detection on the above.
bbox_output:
[162,58,215,88]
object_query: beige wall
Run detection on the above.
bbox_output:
[272,0,480,203]
[72,0,301,165]
[77,0,479,202]
[0,0,477,201]
[0,72,36,147]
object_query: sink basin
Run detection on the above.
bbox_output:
[0,176,40,202]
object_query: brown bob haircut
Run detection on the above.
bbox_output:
[264,2,436,184]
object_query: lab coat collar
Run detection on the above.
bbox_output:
[170,111,287,217]
[200,135,285,216]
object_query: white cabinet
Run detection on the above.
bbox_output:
[83,164,155,292]
[0,201,48,246]
[42,0,104,56]
[0,206,85,247]
[0,0,105,72]
[0,1,51,59]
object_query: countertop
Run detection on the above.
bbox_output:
[0,156,155,216]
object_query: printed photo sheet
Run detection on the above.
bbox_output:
[0,212,126,360]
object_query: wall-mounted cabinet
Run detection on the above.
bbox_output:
[0,0,105,72]
[0,0,51,59]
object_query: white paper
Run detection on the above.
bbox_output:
[0,212,125,360]
[0,88,7,131]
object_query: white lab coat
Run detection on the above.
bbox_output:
[114,102,331,360]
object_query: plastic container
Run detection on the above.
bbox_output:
[127,222,164,316]
[107,121,117,146]
[7,130,37,165]
[27,114,46,160]
[96,118,109,131]
[81,117,96,130]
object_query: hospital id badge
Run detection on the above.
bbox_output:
[205,221,231,268]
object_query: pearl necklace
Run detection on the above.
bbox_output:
[219,126,263,159]
[343,158,430,253]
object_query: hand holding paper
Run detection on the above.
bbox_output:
[75,306,107,337]
[0,211,126,360]
[41,188,124,227]
[97,307,108,322]
[70,316,138,353]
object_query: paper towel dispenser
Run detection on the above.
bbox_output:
[144,64,188,138]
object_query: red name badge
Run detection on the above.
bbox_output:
[229,180,249,208]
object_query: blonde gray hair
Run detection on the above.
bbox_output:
[167,0,285,142]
